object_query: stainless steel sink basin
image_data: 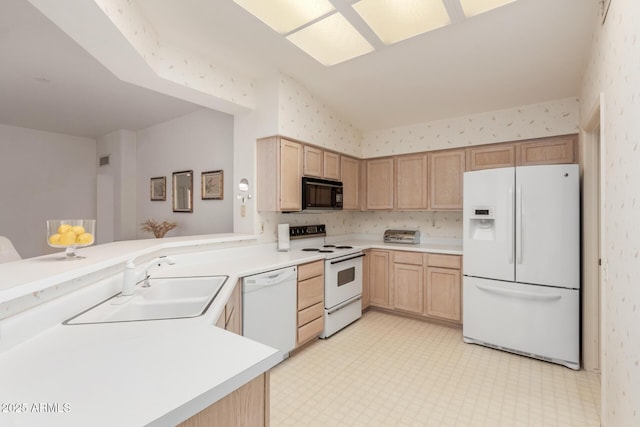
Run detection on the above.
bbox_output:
[65,275,228,325]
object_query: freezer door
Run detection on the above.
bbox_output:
[463,277,579,369]
[515,164,579,288]
[463,167,515,281]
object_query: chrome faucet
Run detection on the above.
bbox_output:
[121,256,176,296]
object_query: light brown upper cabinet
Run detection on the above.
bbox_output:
[428,149,465,210]
[257,136,303,212]
[366,157,394,210]
[304,145,341,180]
[323,151,341,180]
[341,156,360,210]
[516,134,577,166]
[303,145,323,178]
[466,143,516,171]
[395,153,428,210]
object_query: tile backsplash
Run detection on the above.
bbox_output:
[259,211,462,243]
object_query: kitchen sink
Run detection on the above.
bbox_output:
[64,275,228,325]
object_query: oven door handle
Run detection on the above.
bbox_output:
[330,253,365,264]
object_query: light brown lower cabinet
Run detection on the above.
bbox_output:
[368,250,390,308]
[424,254,462,322]
[362,250,370,309]
[365,249,462,325]
[178,372,269,427]
[215,279,243,335]
[392,251,425,314]
[296,260,325,346]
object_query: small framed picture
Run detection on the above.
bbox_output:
[201,170,223,200]
[150,176,166,201]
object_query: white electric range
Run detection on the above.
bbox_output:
[289,225,364,338]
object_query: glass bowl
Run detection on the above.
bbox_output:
[47,219,96,260]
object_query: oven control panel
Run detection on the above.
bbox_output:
[290,224,326,239]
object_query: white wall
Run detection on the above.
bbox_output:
[96,129,137,242]
[580,1,640,425]
[136,109,234,238]
[362,97,579,157]
[0,123,96,258]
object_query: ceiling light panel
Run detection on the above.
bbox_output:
[233,0,335,34]
[459,0,517,18]
[286,13,374,66]
[353,0,451,45]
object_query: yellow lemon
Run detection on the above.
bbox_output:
[48,233,62,245]
[59,231,77,246]
[76,233,94,245]
[57,223,72,234]
[71,225,85,235]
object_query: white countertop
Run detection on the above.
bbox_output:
[0,317,280,427]
[0,233,462,426]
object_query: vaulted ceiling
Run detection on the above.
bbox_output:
[0,0,598,138]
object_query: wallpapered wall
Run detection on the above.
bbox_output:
[259,81,580,243]
[579,1,640,425]
[277,75,362,158]
[362,97,579,158]
[93,0,255,109]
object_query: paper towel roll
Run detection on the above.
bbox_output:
[278,224,290,252]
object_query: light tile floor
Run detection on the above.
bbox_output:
[270,311,601,427]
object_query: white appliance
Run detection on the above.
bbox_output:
[242,266,297,361]
[290,225,364,338]
[463,164,580,370]
[321,250,364,338]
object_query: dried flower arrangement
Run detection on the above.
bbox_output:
[140,219,177,238]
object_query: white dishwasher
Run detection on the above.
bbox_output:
[242,266,297,361]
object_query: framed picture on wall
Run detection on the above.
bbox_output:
[201,170,223,200]
[150,176,166,201]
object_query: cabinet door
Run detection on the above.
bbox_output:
[341,156,360,210]
[323,151,341,180]
[366,158,394,210]
[393,263,424,314]
[516,135,577,166]
[362,249,370,309]
[369,250,390,307]
[395,153,428,210]
[280,139,303,211]
[466,143,516,171]
[425,266,461,322]
[178,373,268,427]
[303,145,323,177]
[429,149,465,210]
[225,280,242,335]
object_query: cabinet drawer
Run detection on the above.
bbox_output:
[298,302,324,326]
[297,316,324,344]
[427,254,461,269]
[393,251,424,265]
[298,260,324,281]
[298,275,324,310]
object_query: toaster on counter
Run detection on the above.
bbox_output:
[383,230,420,244]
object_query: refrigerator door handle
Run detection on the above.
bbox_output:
[508,185,514,264]
[476,284,562,301]
[516,185,523,264]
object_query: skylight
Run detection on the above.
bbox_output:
[233,0,518,66]
[353,0,450,45]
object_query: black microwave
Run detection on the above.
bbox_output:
[302,177,343,211]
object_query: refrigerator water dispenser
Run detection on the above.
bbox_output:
[469,207,495,240]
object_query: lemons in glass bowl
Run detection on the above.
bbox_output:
[47,219,96,259]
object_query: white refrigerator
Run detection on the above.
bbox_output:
[462,164,580,370]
